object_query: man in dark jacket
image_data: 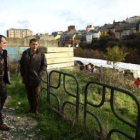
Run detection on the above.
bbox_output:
[0,35,11,131]
[20,38,47,116]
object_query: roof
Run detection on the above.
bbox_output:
[9,28,32,31]
[115,23,137,31]
[98,24,114,32]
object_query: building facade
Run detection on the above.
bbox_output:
[126,16,140,23]
[7,28,33,38]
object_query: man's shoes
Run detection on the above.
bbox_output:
[25,109,39,116]
[0,124,10,131]
[35,110,39,116]
[24,109,33,114]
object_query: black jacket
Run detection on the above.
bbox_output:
[3,50,10,84]
[20,48,47,86]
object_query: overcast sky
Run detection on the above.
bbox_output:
[0,0,140,36]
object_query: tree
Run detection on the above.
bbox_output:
[121,32,140,55]
[104,46,128,68]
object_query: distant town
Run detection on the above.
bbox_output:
[6,16,140,47]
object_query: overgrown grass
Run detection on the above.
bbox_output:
[6,69,140,140]
[46,68,140,140]
[7,73,98,140]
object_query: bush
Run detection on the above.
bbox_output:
[9,61,20,74]
[74,48,104,59]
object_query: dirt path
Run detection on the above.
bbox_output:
[0,96,44,140]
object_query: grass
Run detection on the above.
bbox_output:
[7,73,98,140]
[6,69,140,140]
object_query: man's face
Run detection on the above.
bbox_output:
[29,41,38,51]
[0,37,6,51]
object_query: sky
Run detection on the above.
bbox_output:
[0,0,140,36]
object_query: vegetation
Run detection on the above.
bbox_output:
[104,46,128,68]
[74,47,104,59]
[6,68,140,140]
[7,74,87,140]
[76,33,140,64]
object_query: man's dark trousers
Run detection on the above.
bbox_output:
[25,85,40,113]
[0,81,7,124]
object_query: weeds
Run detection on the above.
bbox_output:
[6,67,140,140]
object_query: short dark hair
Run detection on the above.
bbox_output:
[0,35,6,42]
[29,38,38,44]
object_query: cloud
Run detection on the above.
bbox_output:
[0,0,140,36]
[18,20,29,24]
[17,20,29,28]
[57,10,94,30]
[0,22,6,27]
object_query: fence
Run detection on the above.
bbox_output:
[42,70,140,140]
[84,81,140,140]
[46,70,79,121]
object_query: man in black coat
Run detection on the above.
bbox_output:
[0,35,11,131]
[20,38,47,116]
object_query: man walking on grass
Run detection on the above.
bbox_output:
[20,38,47,116]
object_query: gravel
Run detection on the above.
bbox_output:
[0,96,45,140]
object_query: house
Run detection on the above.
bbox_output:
[114,23,137,39]
[85,25,101,44]
[126,16,140,23]
[7,28,33,38]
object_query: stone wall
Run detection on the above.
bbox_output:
[6,38,58,61]
[7,38,58,47]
